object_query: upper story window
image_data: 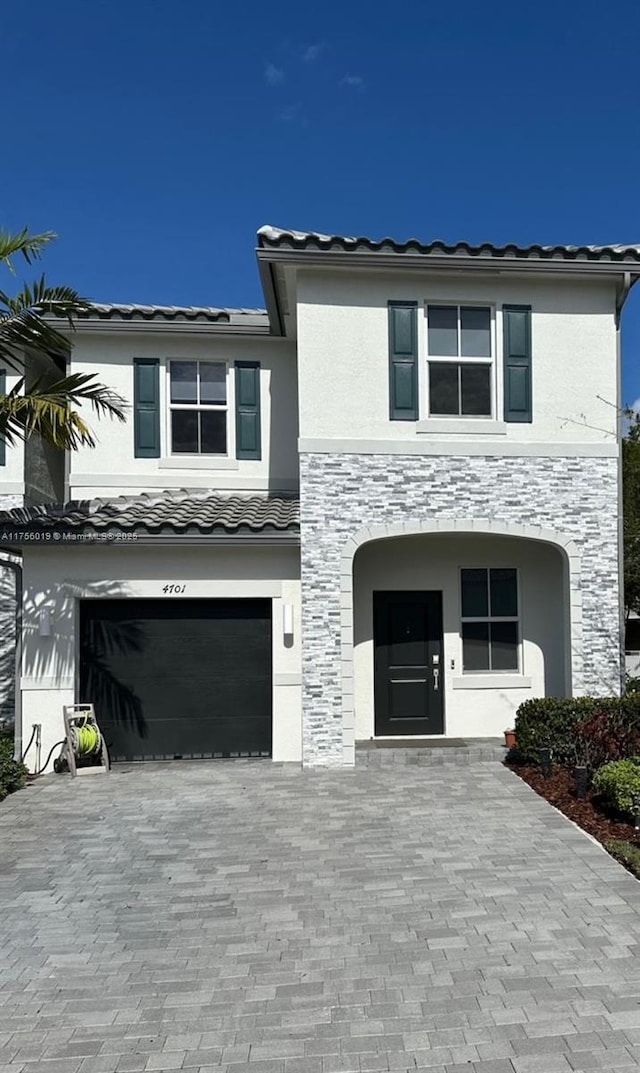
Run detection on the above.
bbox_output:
[133,356,262,461]
[169,361,228,455]
[387,301,531,426]
[426,305,492,417]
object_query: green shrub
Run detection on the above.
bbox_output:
[515,697,609,764]
[514,694,640,766]
[573,705,640,770]
[603,839,640,878]
[593,759,640,818]
[0,731,27,802]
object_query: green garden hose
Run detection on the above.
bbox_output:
[71,717,101,757]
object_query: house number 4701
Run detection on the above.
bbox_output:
[162,584,186,594]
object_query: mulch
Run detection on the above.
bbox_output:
[506,760,640,846]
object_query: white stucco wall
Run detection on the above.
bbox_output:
[296,269,618,445]
[0,366,25,729]
[352,533,567,740]
[67,331,299,496]
[0,562,17,725]
[0,367,26,500]
[20,544,301,771]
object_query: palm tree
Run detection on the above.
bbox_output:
[0,227,126,448]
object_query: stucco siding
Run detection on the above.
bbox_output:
[68,332,299,495]
[296,270,618,445]
[299,452,620,766]
[0,492,23,727]
[0,562,17,726]
[0,367,26,499]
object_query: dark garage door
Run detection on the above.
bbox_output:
[79,599,272,762]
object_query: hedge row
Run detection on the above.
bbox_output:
[0,732,27,802]
[514,694,640,766]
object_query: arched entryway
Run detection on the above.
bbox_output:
[339,520,580,762]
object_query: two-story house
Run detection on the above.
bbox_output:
[1,226,637,770]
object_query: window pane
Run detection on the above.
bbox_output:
[200,411,227,454]
[461,569,488,617]
[461,307,491,357]
[461,363,491,416]
[170,361,197,404]
[490,622,519,671]
[462,622,490,671]
[171,410,198,452]
[429,363,459,415]
[490,569,518,617]
[200,363,226,404]
[427,306,458,356]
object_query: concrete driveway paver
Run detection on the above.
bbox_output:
[2,760,640,1073]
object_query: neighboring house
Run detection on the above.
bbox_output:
[626,612,640,676]
[0,226,638,769]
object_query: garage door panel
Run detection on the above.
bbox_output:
[79,598,272,761]
[109,716,272,762]
[118,674,272,722]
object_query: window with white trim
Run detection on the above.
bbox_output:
[460,568,519,671]
[427,305,493,417]
[168,360,228,454]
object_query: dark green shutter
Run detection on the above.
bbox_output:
[0,369,5,465]
[503,306,532,423]
[235,362,261,460]
[133,359,160,457]
[388,302,418,420]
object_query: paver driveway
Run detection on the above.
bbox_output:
[2,760,640,1073]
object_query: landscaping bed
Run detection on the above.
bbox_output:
[507,688,640,879]
[506,758,640,844]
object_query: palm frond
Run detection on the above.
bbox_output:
[33,372,128,421]
[0,374,127,448]
[0,275,91,317]
[0,229,56,272]
[0,223,129,453]
[0,390,94,449]
[0,276,94,370]
[0,307,72,369]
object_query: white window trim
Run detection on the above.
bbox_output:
[416,419,507,436]
[422,302,497,421]
[459,566,522,674]
[165,359,235,459]
[452,674,532,690]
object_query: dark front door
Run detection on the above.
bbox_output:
[374,591,444,736]
[79,598,272,762]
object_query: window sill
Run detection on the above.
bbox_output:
[416,420,507,436]
[452,674,532,690]
[158,457,239,471]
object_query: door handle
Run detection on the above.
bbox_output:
[433,668,439,691]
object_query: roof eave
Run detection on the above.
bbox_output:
[256,245,640,278]
[0,530,300,549]
[44,316,274,337]
[256,253,286,336]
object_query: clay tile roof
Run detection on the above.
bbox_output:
[65,303,269,325]
[0,492,299,538]
[257,225,640,262]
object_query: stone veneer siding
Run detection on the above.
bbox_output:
[299,452,621,767]
[0,495,22,726]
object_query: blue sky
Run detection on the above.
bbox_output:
[3,0,640,407]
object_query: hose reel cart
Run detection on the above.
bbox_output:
[54,704,110,776]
